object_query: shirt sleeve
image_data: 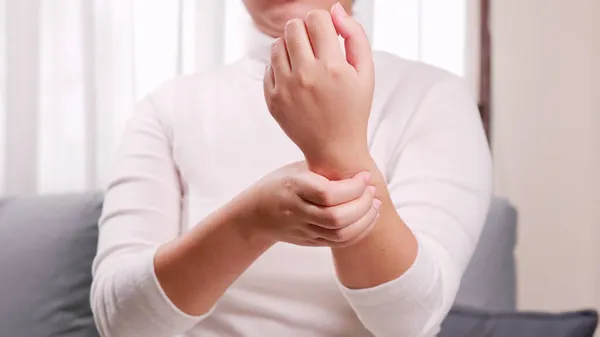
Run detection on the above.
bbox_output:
[90,92,209,337]
[339,75,493,337]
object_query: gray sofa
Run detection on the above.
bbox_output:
[0,194,592,337]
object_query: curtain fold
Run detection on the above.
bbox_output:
[2,0,136,194]
[92,0,135,189]
[37,0,135,193]
[0,0,481,195]
[38,0,91,192]
[0,0,6,193]
[4,0,41,195]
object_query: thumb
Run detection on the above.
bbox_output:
[296,170,371,206]
[319,171,371,206]
[331,2,373,73]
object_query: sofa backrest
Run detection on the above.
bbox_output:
[0,193,102,337]
[456,198,518,311]
[0,194,517,337]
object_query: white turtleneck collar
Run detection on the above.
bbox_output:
[246,24,276,66]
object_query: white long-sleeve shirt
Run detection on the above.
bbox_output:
[91,25,492,337]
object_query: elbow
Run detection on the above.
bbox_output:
[344,238,461,337]
[90,249,203,337]
[392,237,463,336]
[90,248,125,337]
[390,249,459,337]
[90,252,153,337]
[90,271,120,337]
[91,263,143,337]
[416,241,464,336]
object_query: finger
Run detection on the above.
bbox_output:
[305,9,344,61]
[306,187,378,229]
[310,203,379,243]
[270,38,291,82]
[284,18,315,69]
[327,213,379,248]
[294,171,371,206]
[330,2,373,73]
[263,63,275,95]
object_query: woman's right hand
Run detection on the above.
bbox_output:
[238,162,382,248]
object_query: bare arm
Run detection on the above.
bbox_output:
[156,162,378,316]
[264,5,492,336]
[91,88,376,337]
[319,157,418,290]
[154,190,274,316]
[264,4,417,290]
[314,79,492,336]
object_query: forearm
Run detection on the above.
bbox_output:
[155,192,274,316]
[310,155,418,289]
[312,156,441,337]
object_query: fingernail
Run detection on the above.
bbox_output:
[369,186,376,196]
[373,199,382,210]
[364,172,372,183]
[332,2,348,17]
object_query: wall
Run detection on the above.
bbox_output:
[492,0,599,311]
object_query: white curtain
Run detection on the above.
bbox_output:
[0,0,479,195]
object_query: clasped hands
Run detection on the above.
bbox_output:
[243,4,378,248]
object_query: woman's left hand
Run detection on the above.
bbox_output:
[264,4,375,177]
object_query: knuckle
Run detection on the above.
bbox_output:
[305,9,329,25]
[285,18,304,33]
[271,87,290,105]
[265,95,275,113]
[319,209,334,225]
[332,229,349,242]
[271,38,281,49]
[323,210,342,228]
[295,71,315,88]
[280,90,291,104]
[282,175,297,191]
[282,207,295,219]
[363,190,375,205]
[270,39,282,57]
[323,62,346,77]
[265,95,274,111]
[314,186,331,205]
[270,88,283,102]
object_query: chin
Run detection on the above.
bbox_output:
[260,2,331,36]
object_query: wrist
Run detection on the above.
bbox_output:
[306,150,375,180]
[226,193,277,250]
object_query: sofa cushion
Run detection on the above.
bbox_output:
[440,307,598,337]
[455,198,517,311]
[0,194,516,336]
[0,193,102,337]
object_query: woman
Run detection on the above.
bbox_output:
[91,1,492,336]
